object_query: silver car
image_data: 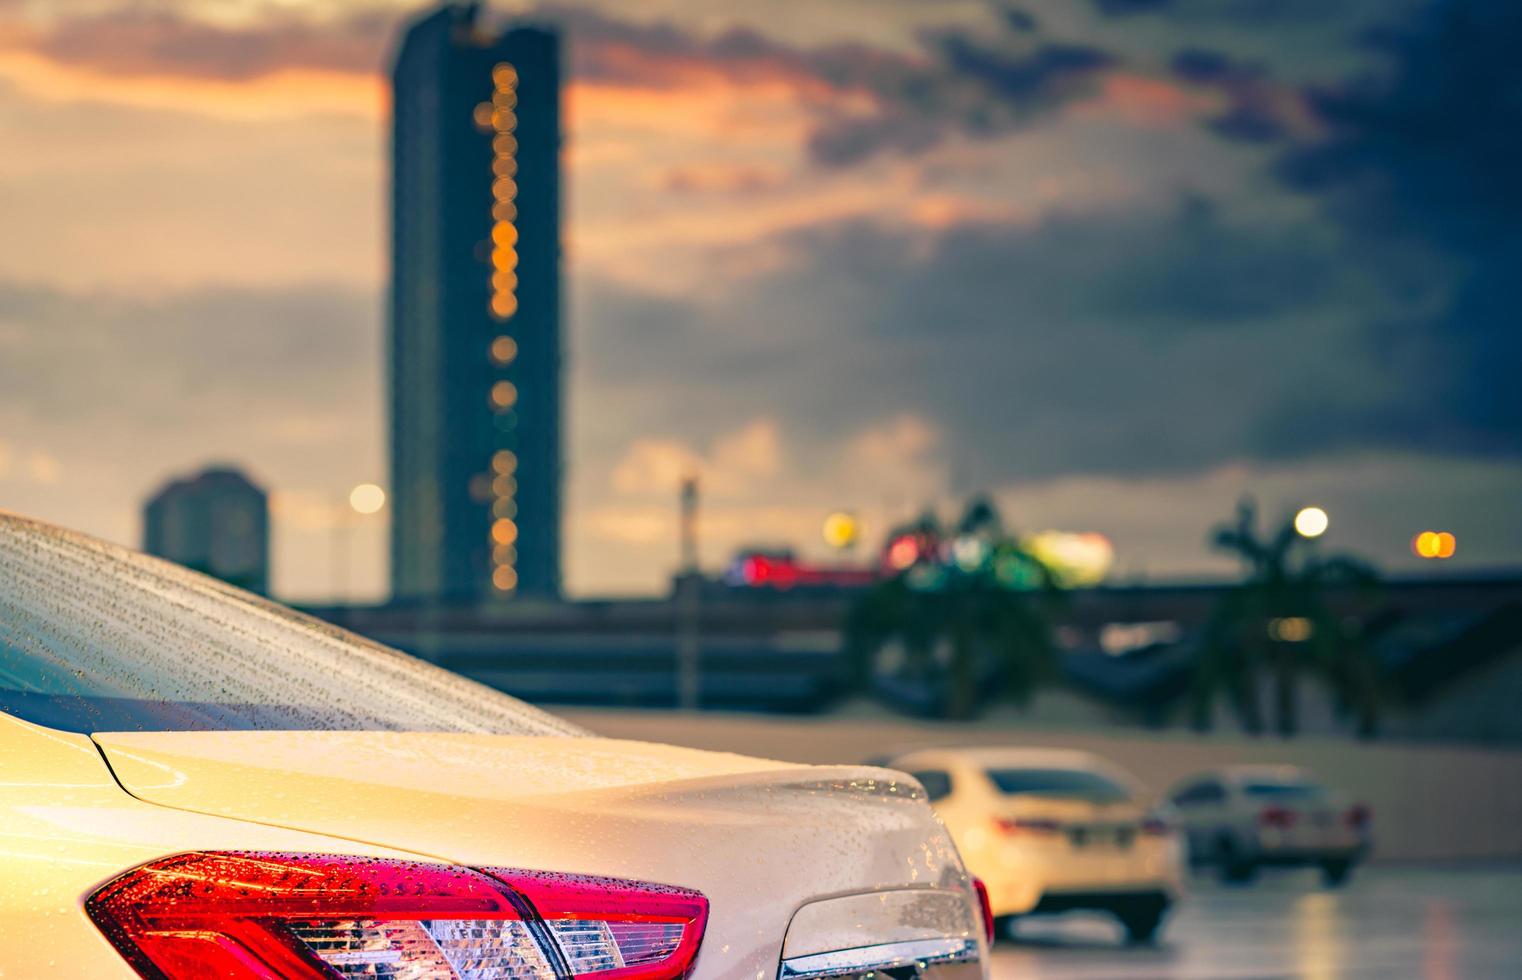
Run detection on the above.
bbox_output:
[1166,765,1372,886]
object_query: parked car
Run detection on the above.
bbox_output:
[0,512,993,979]
[876,747,1184,944]
[1166,765,1372,886]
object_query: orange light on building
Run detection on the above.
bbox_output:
[492,497,517,519]
[491,222,519,246]
[491,177,518,202]
[492,201,518,222]
[492,63,518,88]
[491,450,517,473]
[489,336,517,364]
[472,102,494,130]
[492,156,518,178]
[491,518,518,545]
[492,134,518,156]
[492,544,516,565]
[489,293,519,319]
[492,565,519,591]
[489,380,518,409]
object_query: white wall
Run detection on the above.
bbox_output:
[560,707,1522,863]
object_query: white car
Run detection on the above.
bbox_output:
[0,512,993,979]
[879,748,1184,944]
[1167,765,1372,886]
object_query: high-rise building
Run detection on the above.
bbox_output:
[143,466,270,594]
[388,3,562,602]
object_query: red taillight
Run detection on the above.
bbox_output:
[994,817,1062,836]
[1346,804,1372,829]
[972,877,994,944]
[487,868,708,980]
[1259,805,1297,829]
[86,852,707,980]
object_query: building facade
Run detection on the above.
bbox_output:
[143,466,270,594]
[389,3,562,602]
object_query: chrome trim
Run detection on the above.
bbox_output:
[778,937,978,979]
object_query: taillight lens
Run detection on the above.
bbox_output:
[971,877,994,944]
[487,868,708,980]
[1259,805,1297,829]
[994,817,1062,836]
[86,852,707,980]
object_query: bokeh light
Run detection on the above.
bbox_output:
[348,483,386,515]
[1294,506,1329,538]
[822,511,858,549]
[1414,531,1456,559]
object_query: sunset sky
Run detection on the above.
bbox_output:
[0,0,1517,599]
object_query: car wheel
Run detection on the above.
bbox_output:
[1321,859,1354,888]
[1217,836,1258,885]
[1116,897,1169,945]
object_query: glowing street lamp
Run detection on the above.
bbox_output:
[1294,506,1329,539]
[1413,531,1456,559]
[349,483,386,515]
[332,484,387,603]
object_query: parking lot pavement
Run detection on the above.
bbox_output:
[988,866,1522,979]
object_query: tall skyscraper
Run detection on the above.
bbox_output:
[389,3,562,602]
[143,466,270,595]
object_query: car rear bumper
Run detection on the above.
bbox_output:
[1253,846,1368,866]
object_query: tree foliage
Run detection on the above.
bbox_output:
[1194,498,1383,737]
[845,498,1063,719]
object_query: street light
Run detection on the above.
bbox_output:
[349,483,386,515]
[333,484,387,603]
[1294,506,1329,539]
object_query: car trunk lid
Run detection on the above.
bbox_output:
[93,730,981,979]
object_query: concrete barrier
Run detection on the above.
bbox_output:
[559,707,1522,864]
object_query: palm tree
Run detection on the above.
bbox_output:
[846,498,1062,720]
[1193,498,1382,737]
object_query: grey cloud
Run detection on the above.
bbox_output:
[573,198,1483,493]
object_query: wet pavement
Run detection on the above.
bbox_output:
[988,866,1522,979]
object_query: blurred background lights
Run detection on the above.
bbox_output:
[1024,531,1114,587]
[490,336,517,365]
[1294,506,1329,538]
[348,483,386,515]
[1414,531,1456,559]
[821,511,858,549]
[886,535,920,570]
[951,535,989,571]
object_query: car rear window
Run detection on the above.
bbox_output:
[986,767,1131,803]
[1242,781,1326,800]
[0,515,586,735]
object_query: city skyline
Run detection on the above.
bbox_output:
[0,0,1516,599]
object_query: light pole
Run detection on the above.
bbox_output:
[332,483,386,605]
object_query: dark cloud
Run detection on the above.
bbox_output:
[1271,0,1522,451]
[1002,8,1041,32]
[1092,0,1173,16]
[1170,47,1249,84]
[573,197,1488,487]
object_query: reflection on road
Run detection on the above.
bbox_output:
[988,868,1522,979]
